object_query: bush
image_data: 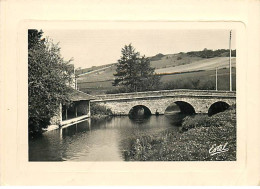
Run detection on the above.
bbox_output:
[29,117,50,136]
[182,106,236,131]
[182,114,210,130]
[187,49,236,58]
[160,78,198,90]
[197,80,215,90]
[90,104,112,115]
[106,87,129,94]
[160,77,215,91]
[191,79,200,88]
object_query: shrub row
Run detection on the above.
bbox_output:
[90,103,112,116]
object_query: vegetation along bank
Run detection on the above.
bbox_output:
[122,106,236,161]
[90,104,112,120]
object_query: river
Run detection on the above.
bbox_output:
[29,115,182,161]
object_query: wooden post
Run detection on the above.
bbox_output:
[88,101,91,117]
[59,103,62,126]
[65,108,68,120]
[87,118,91,131]
[59,128,63,140]
[229,30,232,91]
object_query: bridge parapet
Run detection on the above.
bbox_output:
[93,89,236,102]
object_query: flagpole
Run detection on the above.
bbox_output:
[216,67,218,91]
[229,30,232,91]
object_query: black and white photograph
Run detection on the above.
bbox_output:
[28,27,237,161]
[2,0,260,186]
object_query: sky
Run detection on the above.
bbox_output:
[43,29,236,69]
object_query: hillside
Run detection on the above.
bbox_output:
[77,56,236,83]
[76,49,236,94]
[155,57,236,74]
[76,49,236,76]
[150,53,203,69]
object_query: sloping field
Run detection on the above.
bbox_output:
[77,53,207,82]
[76,50,236,95]
[150,53,204,69]
[77,64,117,83]
[155,57,236,74]
[77,56,236,84]
[78,67,236,95]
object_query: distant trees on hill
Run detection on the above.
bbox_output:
[149,53,165,61]
[187,49,236,58]
[145,49,236,62]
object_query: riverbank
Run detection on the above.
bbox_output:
[122,106,236,161]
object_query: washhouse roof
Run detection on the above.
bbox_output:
[69,89,96,101]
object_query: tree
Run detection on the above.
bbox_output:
[28,29,74,135]
[113,44,160,92]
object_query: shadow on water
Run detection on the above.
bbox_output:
[128,114,151,124]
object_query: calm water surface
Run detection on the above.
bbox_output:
[29,115,181,161]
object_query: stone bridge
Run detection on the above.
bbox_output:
[91,89,236,115]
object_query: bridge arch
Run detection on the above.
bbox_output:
[164,101,196,115]
[129,105,152,117]
[208,101,230,116]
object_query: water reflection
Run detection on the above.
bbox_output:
[129,114,151,124]
[29,115,182,161]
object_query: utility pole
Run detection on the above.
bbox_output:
[216,67,218,91]
[74,66,77,90]
[229,30,232,91]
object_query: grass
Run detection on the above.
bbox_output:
[159,68,236,91]
[78,67,236,94]
[150,52,204,69]
[122,106,236,161]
